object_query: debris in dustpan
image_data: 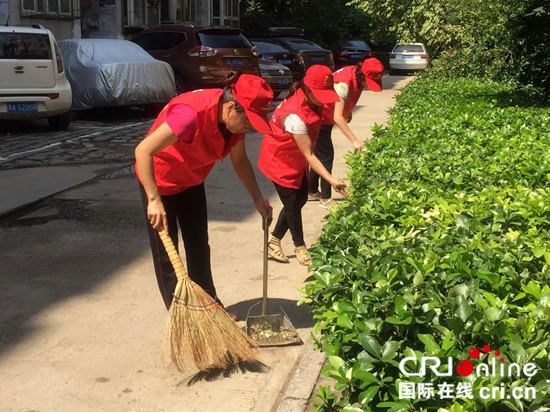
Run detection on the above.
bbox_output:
[245,198,303,347]
[248,321,299,344]
[246,312,302,347]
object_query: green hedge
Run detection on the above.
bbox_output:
[302,76,550,411]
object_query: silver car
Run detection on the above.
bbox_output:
[389,43,429,74]
[58,39,175,110]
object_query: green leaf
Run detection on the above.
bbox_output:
[381,340,400,360]
[337,313,354,329]
[386,315,413,325]
[456,296,472,322]
[523,281,542,299]
[533,246,545,258]
[441,331,455,351]
[359,334,381,359]
[418,334,440,353]
[413,272,424,286]
[352,369,379,385]
[485,307,502,321]
[377,401,411,408]
[328,355,346,370]
[358,386,380,404]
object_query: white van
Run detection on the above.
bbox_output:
[0,26,72,130]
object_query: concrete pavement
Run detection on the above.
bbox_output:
[0,75,412,411]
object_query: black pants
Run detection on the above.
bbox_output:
[139,183,216,310]
[308,124,334,199]
[272,175,308,247]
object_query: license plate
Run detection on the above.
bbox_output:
[226,58,244,67]
[278,78,289,85]
[7,103,38,112]
[312,56,324,62]
[402,55,414,59]
[279,59,291,65]
[350,54,363,59]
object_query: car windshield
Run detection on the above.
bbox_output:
[0,33,51,59]
[253,41,289,54]
[198,31,251,48]
[393,44,425,53]
[281,39,323,51]
[339,41,369,50]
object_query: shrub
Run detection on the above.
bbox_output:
[303,77,550,411]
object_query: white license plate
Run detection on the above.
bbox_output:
[7,103,38,112]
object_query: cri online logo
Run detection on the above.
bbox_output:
[399,345,538,378]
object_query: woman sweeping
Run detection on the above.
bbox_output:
[308,58,384,208]
[135,72,273,316]
[258,65,347,266]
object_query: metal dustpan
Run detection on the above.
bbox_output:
[246,200,302,347]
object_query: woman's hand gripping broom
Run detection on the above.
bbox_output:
[157,228,259,371]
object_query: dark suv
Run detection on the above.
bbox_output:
[132,24,260,93]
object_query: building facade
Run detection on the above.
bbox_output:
[4,0,241,40]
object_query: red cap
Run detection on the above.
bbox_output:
[361,58,384,92]
[232,74,273,134]
[303,65,340,104]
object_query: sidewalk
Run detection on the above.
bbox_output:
[0,75,412,412]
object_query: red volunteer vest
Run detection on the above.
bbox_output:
[136,89,244,195]
[258,88,324,189]
[323,66,364,123]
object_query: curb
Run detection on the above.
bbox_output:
[276,340,326,412]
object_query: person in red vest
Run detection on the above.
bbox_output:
[308,58,384,208]
[258,65,347,266]
[135,72,273,315]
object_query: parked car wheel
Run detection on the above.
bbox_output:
[47,111,71,130]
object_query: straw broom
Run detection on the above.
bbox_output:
[157,228,259,372]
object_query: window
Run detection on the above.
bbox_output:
[282,40,323,51]
[0,33,52,59]
[124,0,160,27]
[253,41,290,54]
[133,32,187,51]
[340,41,369,50]
[177,0,195,22]
[21,0,73,16]
[213,0,239,27]
[198,31,249,48]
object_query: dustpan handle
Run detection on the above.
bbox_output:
[157,228,190,282]
[262,198,270,316]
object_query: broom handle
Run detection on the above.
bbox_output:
[157,228,190,282]
[262,199,269,316]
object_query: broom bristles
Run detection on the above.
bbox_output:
[158,228,259,372]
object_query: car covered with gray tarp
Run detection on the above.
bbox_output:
[58,39,175,110]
